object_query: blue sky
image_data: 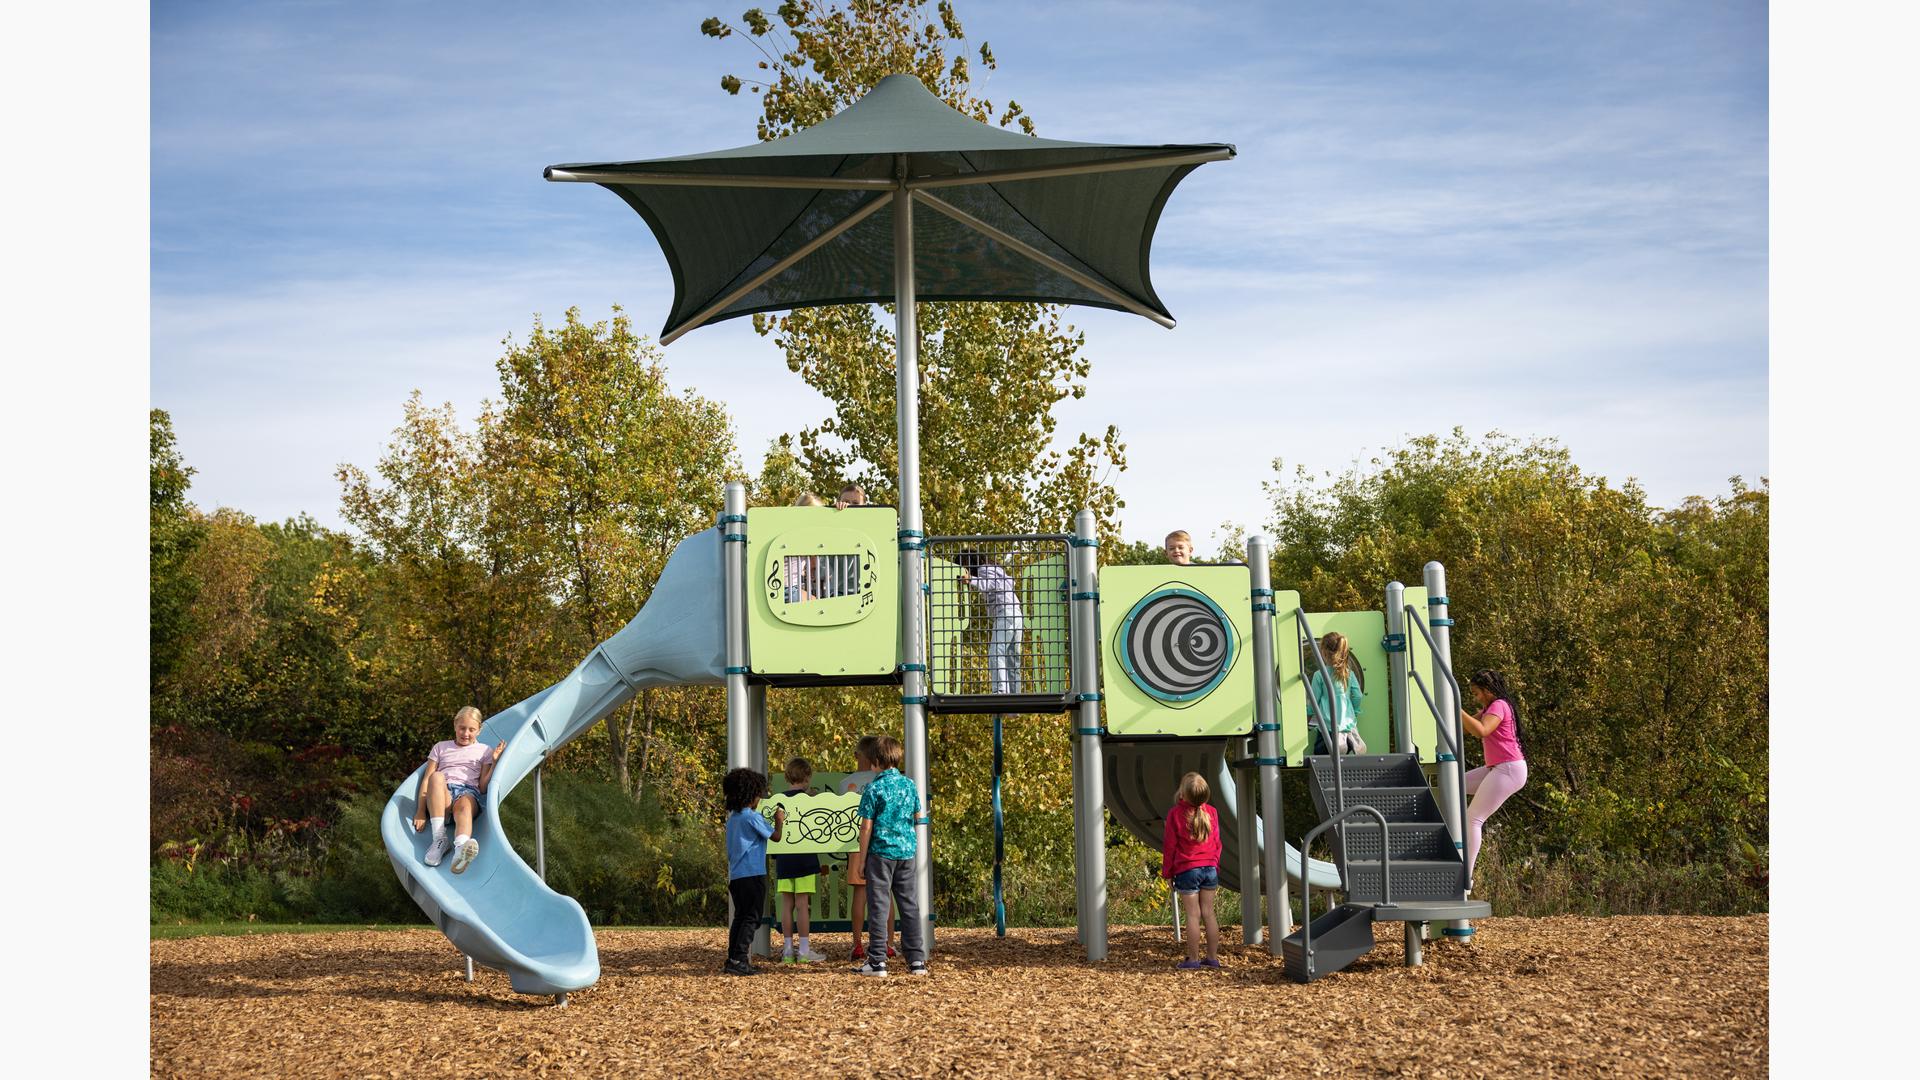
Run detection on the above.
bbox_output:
[151,0,1768,547]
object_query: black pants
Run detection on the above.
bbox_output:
[727,876,766,968]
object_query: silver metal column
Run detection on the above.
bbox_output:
[1248,535,1289,951]
[1069,509,1108,960]
[1385,581,1411,755]
[1070,737,1087,946]
[893,163,935,951]
[748,684,769,777]
[534,764,546,881]
[1234,751,1260,945]
[464,955,474,982]
[720,482,749,948]
[723,482,751,770]
[1424,561,1471,937]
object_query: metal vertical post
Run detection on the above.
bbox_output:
[720,482,749,946]
[1068,509,1108,960]
[991,713,1006,937]
[1248,535,1290,951]
[534,764,546,881]
[464,955,474,982]
[1424,561,1471,938]
[1385,581,1411,755]
[1070,735,1087,945]
[722,482,751,771]
[1234,756,1260,945]
[893,166,935,951]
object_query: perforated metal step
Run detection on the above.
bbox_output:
[1282,903,1376,983]
[1331,821,1458,863]
[1307,753,1426,791]
[1341,859,1465,904]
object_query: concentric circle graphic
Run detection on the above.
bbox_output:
[1120,589,1237,702]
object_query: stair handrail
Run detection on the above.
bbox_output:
[1402,604,1473,896]
[1296,803,1394,978]
[1293,607,1352,856]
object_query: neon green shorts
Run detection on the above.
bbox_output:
[776,874,818,894]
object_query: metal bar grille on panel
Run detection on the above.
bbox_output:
[924,535,1075,713]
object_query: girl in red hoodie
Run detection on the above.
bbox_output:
[1162,772,1223,969]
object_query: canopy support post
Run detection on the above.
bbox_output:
[894,160,935,956]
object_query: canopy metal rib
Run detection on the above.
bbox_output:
[660,190,896,345]
[545,168,894,190]
[911,190,1176,329]
[904,147,1233,190]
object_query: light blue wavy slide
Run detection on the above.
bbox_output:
[381,530,726,995]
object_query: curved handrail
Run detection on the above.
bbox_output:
[1403,605,1473,898]
[1297,803,1393,978]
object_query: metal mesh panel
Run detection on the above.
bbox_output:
[1344,862,1465,904]
[924,536,1073,712]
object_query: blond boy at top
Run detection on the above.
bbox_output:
[834,484,867,509]
[1165,530,1195,566]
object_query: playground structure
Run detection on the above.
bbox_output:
[381,494,1489,997]
[380,73,1491,1001]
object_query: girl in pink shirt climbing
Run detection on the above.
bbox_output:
[1458,669,1527,889]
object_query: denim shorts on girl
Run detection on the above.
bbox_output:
[446,783,484,816]
[1171,865,1219,894]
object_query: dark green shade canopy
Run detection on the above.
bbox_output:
[546,74,1234,343]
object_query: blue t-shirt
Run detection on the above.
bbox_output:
[725,808,774,881]
[857,768,921,861]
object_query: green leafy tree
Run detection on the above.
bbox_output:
[337,393,560,720]
[488,307,741,794]
[1264,430,1769,871]
[151,409,203,686]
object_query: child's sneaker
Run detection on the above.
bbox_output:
[851,960,887,977]
[781,954,797,965]
[908,962,930,977]
[887,945,898,959]
[424,834,450,867]
[451,838,479,874]
[799,948,827,964]
[850,944,866,962]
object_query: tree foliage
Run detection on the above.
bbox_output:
[1265,430,1768,867]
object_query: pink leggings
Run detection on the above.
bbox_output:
[1463,759,1528,882]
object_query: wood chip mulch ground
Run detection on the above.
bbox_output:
[151,915,1766,1077]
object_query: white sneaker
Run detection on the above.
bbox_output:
[424,834,450,867]
[799,948,828,964]
[851,960,886,977]
[451,838,479,874]
[909,962,930,977]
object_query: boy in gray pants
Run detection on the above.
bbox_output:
[851,735,928,976]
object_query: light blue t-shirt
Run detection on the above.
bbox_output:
[725,808,774,881]
[1307,669,1364,735]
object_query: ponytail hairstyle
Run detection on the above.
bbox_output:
[1468,669,1523,746]
[1319,631,1353,685]
[1176,772,1213,844]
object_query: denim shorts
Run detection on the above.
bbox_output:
[446,783,484,816]
[1171,865,1219,895]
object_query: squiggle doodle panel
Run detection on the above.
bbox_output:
[761,792,863,855]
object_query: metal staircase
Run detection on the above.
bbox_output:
[1280,752,1489,982]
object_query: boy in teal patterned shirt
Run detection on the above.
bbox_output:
[851,735,927,976]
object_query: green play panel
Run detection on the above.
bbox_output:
[1274,586,1436,765]
[1100,564,1255,738]
[746,506,899,677]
